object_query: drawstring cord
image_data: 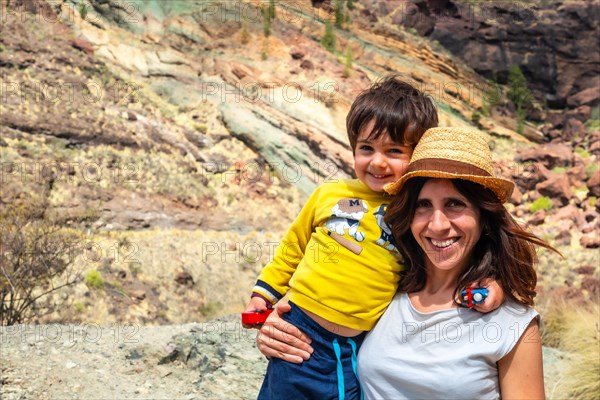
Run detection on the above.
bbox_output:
[332,339,345,400]
[332,338,363,400]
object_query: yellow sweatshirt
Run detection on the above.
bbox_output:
[253,179,403,331]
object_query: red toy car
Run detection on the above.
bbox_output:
[242,309,273,324]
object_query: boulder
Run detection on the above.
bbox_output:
[580,232,600,249]
[528,209,547,226]
[554,228,572,246]
[565,105,592,122]
[590,132,600,156]
[175,271,194,287]
[516,143,574,169]
[588,170,600,197]
[69,38,94,56]
[581,276,600,297]
[554,204,584,225]
[509,185,523,205]
[289,47,305,59]
[567,163,587,187]
[512,163,541,192]
[562,118,586,142]
[581,222,597,234]
[300,59,314,70]
[536,174,573,206]
[567,87,600,108]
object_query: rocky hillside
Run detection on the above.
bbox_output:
[0,0,597,327]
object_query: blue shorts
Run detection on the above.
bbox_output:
[257,302,366,400]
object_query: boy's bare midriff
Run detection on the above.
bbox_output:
[299,306,364,337]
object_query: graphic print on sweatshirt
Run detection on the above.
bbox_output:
[373,204,398,252]
[324,198,368,242]
[323,199,398,255]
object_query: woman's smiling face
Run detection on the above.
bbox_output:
[410,179,482,273]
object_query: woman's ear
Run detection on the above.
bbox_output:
[480,217,492,237]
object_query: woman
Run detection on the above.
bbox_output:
[258,127,556,399]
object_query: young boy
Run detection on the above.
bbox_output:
[244,76,502,400]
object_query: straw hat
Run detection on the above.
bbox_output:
[384,127,514,203]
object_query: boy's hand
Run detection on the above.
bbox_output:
[256,301,313,364]
[472,278,505,313]
[242,296,270,329]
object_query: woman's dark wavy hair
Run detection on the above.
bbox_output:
[384,177,559,306]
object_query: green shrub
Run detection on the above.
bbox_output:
[530,196,553,213]
[585,161,599,179]
[321,20,336,52]
[261,38,269,60]
[508,65,533,108]
[262,0,275,37]
[199,301,222,318]
[507,65,533,135]
[343,46,352,78]
[78,2,88,20]
[478,78,501,117]
[240,23,249,45]
[584,107,600,132]
[263,17,271,37]
[85,270,104,289]
[575,147,591,158]
[335,0,345,28]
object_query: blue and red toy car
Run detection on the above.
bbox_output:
[461,288,488,307]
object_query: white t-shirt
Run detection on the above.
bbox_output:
[357,292,539,400]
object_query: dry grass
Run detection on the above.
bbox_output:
[37,228,284,325]
[539,295,600,399]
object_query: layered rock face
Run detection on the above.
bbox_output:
[382,0,599,111]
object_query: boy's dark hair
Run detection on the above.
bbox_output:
[346,76,438,151]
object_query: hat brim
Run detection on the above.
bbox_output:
[384,170,515,203]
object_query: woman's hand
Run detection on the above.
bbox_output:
[256,301,314,364]
[473,278,505,313]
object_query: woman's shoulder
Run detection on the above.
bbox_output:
[489,300,539,329]
[499,300,537,317]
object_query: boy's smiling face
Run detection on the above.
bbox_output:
[353,120,413,193]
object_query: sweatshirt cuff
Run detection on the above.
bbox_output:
[253,280,283,305]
